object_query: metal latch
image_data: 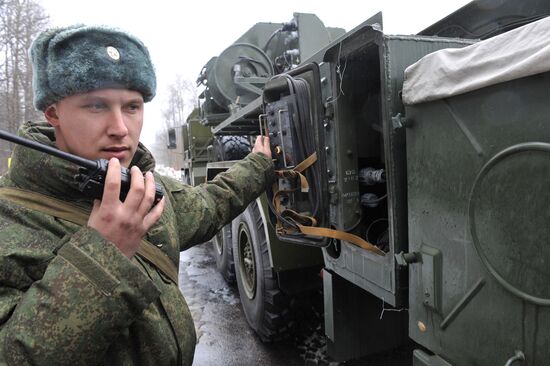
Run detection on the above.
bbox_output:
[396,247,442,313]
[391,113,409,129]
[395,251,420,266]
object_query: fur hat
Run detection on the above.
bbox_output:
[30,24,156,111]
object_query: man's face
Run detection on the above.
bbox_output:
[44,89,144,167]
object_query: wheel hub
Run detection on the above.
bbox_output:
[238,223,256,299]
[214,230,224,256]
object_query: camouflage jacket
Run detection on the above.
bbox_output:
[0,121,274,365]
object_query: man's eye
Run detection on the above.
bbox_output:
[84,103,106,111]
[126,103,142,113]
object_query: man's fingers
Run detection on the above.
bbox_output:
[124,166,146,209]
[253,135,271,158]
[102,158,122,205]
[137,171,157,215]
[256,135,265,148]
[260,136,270,149]
[91,199,101,211]
[143,196,165,230]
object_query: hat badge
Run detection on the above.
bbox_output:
[106,46,120,61]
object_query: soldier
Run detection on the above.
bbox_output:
[0,25,273,365]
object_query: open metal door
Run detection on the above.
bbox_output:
[261,63,330,248]
[262,20,472,306]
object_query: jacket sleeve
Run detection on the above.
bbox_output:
[0,222,160,366]
[168,152,275,251]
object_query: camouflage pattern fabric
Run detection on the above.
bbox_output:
[0,121,275,365]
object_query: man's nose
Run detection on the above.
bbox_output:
[107,109,128,137]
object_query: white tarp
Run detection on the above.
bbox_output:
[402,16,550,105]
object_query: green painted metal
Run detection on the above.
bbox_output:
[178,112,213,185]
[180,2,550,364]
[413,350,453,366]
[257,195,323,271]
[319,26,472,307]
[207,43,273,109]
[419,0,550,39]
[199,13,344,127]
[405,71,550,365]
[323,269,407,361]
[204,157,323,271]
[192,13,341,272]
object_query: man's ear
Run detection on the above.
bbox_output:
[44,104,60,127]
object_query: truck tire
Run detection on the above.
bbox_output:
[212,224,235,283]
[214,136,251,161]
[232,201,292,341]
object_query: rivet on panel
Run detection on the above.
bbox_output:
[417,321,427,332]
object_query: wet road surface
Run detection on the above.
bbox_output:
[179,243,413,366]
[179,243,313,365]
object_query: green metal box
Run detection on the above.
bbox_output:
[319,23,472,308]
[404,20,550,364]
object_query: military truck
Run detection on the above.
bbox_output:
[168,13,345,341]
[171,1,550,364]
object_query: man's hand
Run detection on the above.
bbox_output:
[88,158,165,258]
[252,135,271,158]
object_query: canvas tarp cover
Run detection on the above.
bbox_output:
[402,16,550,105]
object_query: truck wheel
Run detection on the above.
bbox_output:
[232,201,292,341]
[212,224,235,283]
[214,136,251,161]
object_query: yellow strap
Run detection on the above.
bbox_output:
[272,152,385,256]
[275,152,317,193]
[0,187,179,284]
[272,152,318,209]
[297,225,385,256]
[281,209,318,227]
[293,152,317,173]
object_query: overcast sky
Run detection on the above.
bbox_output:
[38,0,472,145]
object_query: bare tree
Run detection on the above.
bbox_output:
[162,75,198,131]
[151,75,199,167]
[0,0,48,173]
[0,0,48,129]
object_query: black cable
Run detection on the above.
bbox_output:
[264,74,321,232]
[361,194,387,205]
[263,28,282,52]
[285,76,320,218]
[366,218,389,245]
[265,190,299,230]
[342,212,363,233]
[262,72,325,238]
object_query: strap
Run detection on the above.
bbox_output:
[293,151,318,173]
[272,153,385,256]
[296,225,385,256]
[274,152,318,193]
[0,187,179,284]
